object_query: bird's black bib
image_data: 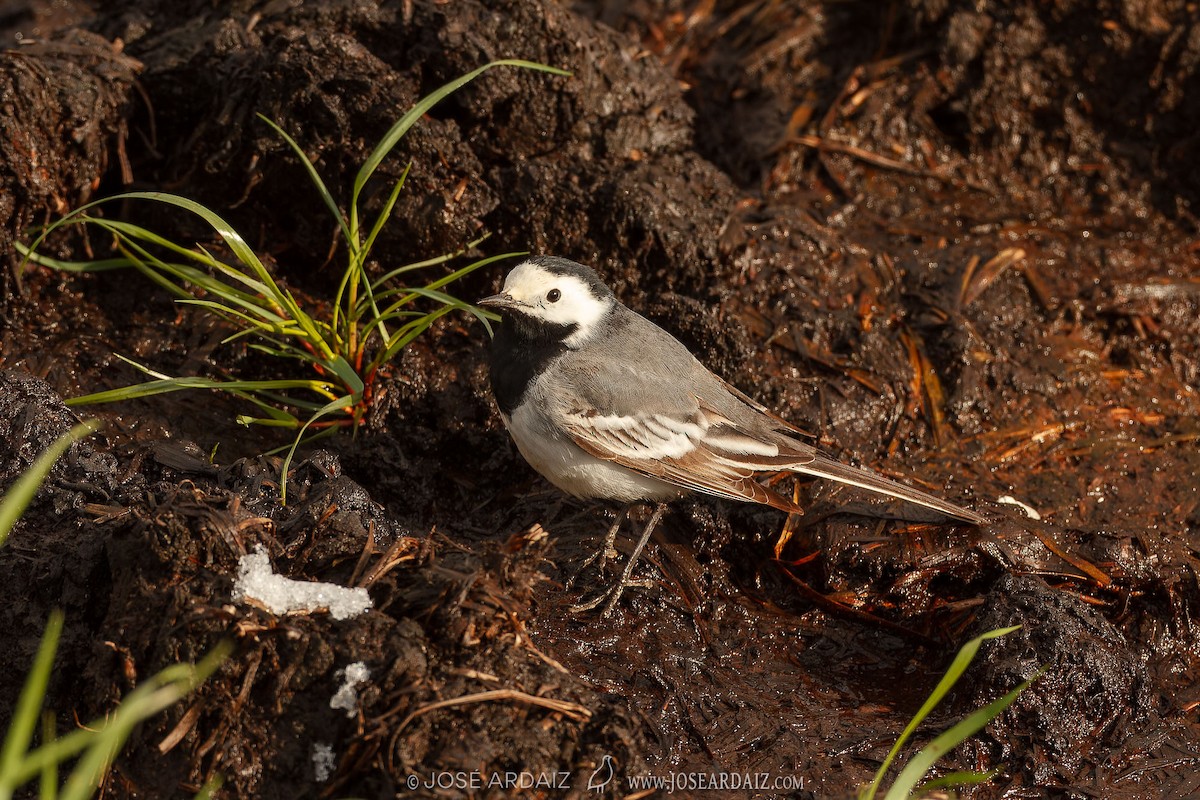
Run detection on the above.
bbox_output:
[488,314,573,416]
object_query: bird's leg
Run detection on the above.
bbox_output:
[600,502,668,617]
[570,502,668,616]
[564,505,629,592]
[582,506,628,573]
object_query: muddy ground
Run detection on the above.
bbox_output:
[1,0,1198,797]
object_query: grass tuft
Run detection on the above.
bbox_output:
[19,59,569,502]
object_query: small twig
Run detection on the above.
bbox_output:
[960,247,1025,308]
[777,565,935,645]
[357,533,420,587]
[789,133,927,175]
[348,520,377,586]
[393,689,591,736]
[508,611,570,675]
[900,329,948,448]
[158,702,203,754]
[1029,528,1112,587]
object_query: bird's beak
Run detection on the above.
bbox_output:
[477,292,521,310]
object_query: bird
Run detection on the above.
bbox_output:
[478,256,985,615]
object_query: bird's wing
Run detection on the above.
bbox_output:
[701,377,986,524]
[563,400,985,523]
[559,400,812,512]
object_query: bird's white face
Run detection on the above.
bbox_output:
[495,261,614,347]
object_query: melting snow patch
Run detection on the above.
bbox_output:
[312,742,335,782]
[232,546,372,620]
[330,661,370,718]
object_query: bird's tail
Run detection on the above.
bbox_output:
[794,454,986,525]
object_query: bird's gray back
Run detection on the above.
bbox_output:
[544,304,767,428]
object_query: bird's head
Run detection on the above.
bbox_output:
[478,256,617,348]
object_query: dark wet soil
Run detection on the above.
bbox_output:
[2,0,1199,798]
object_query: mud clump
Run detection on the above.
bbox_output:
[0,30,139,309]
[965,575,1150,786]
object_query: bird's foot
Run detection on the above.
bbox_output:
[569,576,657,615]
[568,503,668,618]
[563,507,627,591]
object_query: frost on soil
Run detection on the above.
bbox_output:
[312,742,335,782]
[330,661,370,718]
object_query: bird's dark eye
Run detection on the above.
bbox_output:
[546,289,561,303]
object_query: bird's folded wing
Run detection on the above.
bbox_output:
[562,403,985,524]
[562,405,812,512]
[709,373,817,440]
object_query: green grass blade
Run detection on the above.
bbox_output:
[223,389,310,419]
[330,253,360,350]
[422,250,523,293]
[21,203,240,279]
[371,252,520,328]
[361,162,411,261]
[913,768,1001,793]
[261,426,338,458]
[373,304,459,369]
[18,193,146,272]
[0,611,64,789]
[131,246,338,367]
[0,422,100,548]
[235,416,303,428]
[113,353,172,380]
[256,114,354,249]
[463,303,496,338]
[50,203,306,338]
[242,396,327,415]
[363,302,453,346]
[108,192,272,283]
[242,341,339,369]
[350,60,569,234]
[351,163,414,344]
[193,775,224,800]
[95,192,337,362]
[52,194,277,296]
[369,233,493,288]
[882,676,1033,800]
[862,625,1021,799]
[15,242,132,272]
[39,711,57,800]
[105,239,195,302]
[177,300,292,335]
[368,287,465,328]
[103,246,277,313]
[372,284,461,306]
[67,377,339,407]
[77,220,283,312]
[76,218,274,298]
[279,395,355,504]
[323,356,365,397]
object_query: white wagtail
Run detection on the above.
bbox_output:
[479,256,985,615]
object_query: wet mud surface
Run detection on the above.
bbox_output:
[2,0,1199,797]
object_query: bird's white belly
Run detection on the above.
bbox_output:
[502,406,683,503]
